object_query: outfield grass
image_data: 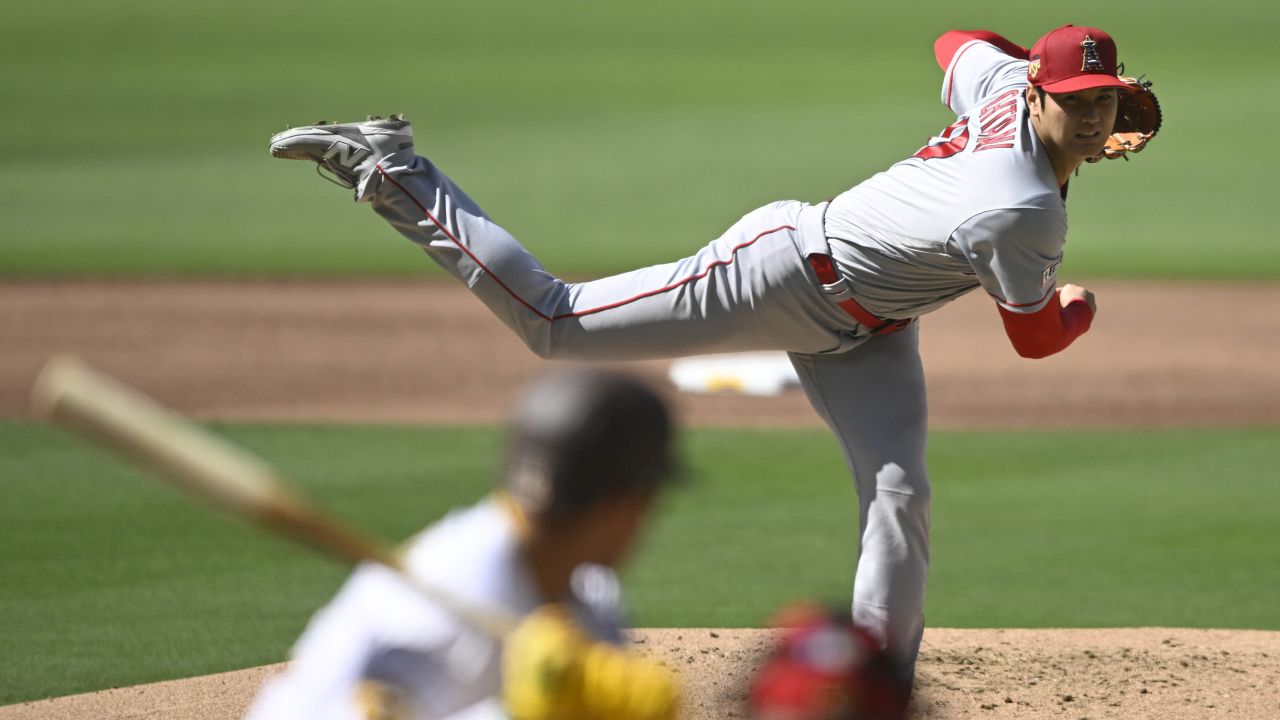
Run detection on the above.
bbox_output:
[1,421,1277,703]
[2,1,1278,279]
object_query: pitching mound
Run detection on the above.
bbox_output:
[2,628,1277,720]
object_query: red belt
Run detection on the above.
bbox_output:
[806,254,914,336]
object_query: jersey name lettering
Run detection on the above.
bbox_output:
[974,89,1020,152]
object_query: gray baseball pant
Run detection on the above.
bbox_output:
[367,155,931,677]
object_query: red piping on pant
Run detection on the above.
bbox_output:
[377,164,794,322]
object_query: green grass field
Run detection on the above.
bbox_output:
[4,0,1278,708]
[2,421,1277,703]
[3,1,1279,279]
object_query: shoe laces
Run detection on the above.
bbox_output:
[315,161,356,189]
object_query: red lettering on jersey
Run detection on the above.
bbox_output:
[974,88,1020,153]
[912,89,1023,160]
[975,128,1016,152]
[982,114,1015,137]
[979,89,1020,120]
[913,117,970,160]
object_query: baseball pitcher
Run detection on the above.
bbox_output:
[267,24,1159,691]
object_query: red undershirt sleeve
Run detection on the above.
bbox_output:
[998,293,1094,359]
[934,30,1030,69]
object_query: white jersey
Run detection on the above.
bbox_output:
[245,498,626,720]
[825,39,1067,319]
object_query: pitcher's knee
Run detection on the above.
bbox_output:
[524,336,557,359]
[508,321,563,359]
[525,330,590,360]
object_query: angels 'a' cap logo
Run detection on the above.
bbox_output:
[1027,58,1041,80]
[1080,35,1105,72]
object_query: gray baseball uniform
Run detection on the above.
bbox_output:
[827,40,1065,320]
[356,36,1068,681]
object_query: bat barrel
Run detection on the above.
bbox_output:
[33,355,294,518]
[31,355,519,638]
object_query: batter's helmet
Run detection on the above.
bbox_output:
[502,369,679,520]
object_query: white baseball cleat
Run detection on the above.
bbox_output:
[269,114,414,199]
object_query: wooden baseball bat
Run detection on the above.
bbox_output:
[31,355,518,638]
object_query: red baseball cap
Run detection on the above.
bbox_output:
[1027,25,1129,93]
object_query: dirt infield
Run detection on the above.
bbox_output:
[2,629,1277,720]
[2,280,1279,427]
[3,279,1279,718]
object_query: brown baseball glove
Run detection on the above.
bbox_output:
[1090,75,1162,162]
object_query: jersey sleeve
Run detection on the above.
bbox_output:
[998,294,1094,359]
[951,208,1066,314]
[936,33,1029,116]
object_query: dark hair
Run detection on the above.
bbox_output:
[503,370,678,520]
